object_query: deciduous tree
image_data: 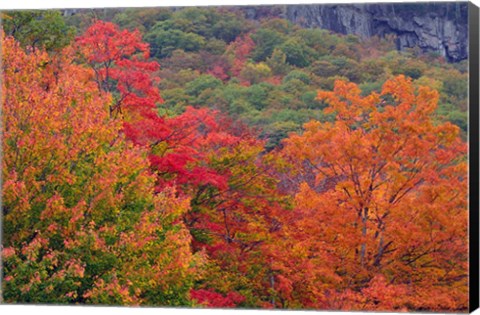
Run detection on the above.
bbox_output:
[281,76,468,311]
[76,21,162,118]
[2,33,201,306]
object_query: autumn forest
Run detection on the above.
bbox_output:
[1,6,470,312]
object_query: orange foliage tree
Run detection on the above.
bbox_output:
[280,76,468,311]
[1,33,203,305]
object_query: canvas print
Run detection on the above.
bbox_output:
[1,1,478,312]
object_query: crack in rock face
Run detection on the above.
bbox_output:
[283,2,468,62]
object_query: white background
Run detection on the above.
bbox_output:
[0,0,479,314]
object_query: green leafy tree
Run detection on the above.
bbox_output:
[266,48,289,75]
[279,38,313,67]
[239,62,272,85]
[185,74,223,97]
[251,28,286,62]
[145,28,206,59]
[1,10,75,51]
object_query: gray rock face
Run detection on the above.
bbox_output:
[284,2,468,62]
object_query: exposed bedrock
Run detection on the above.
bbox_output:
[283,2,468,62]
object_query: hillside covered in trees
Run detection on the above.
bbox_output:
[1,6,469,311]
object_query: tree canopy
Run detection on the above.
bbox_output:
[1,8,470,312]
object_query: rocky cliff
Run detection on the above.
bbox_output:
[241,2,468,62]
[284,2,468,62]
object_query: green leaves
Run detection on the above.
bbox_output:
[145,28,206,59]
[2,8,471,311]
[2,10,74,52]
